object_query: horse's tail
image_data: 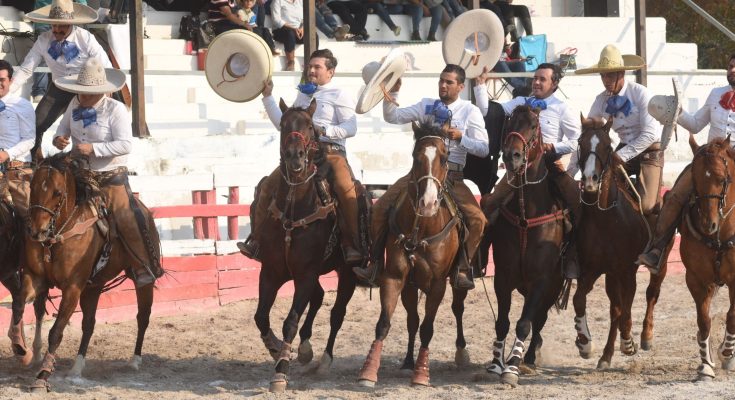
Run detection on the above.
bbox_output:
[555,278,572,311]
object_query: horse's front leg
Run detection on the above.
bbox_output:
[598,274,623,370]
[319,265,356,374]
[686,272,716,381]
[69,286,103,379]
[642,254,668,350]
[411,279,447,386]
[296,282,324,366]
[572,269,601,360]
[487,270,512,376]
[451,286,470,367]
[254,269,286,361]
[502,277,547,387]
[31,289,48,367]
[400,284,419,370]
[718,284,735,371]
[618,269,638,358]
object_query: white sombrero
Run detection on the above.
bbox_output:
[575,44,646,75]
[356,48,406,114]
[442,9,504,79]
[648,78,682,149]
[54,58,125,94]
[25,0,97,25]
[205,30,273,103]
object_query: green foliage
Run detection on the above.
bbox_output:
[647,0,735,69]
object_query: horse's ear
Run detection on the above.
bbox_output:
[279,98,288,113]
[604,116,614,131]
[688,132,700,155]
[307,98,317,116]
[441,119,452,137]
[580,113,586,126]
[411,121,420,137]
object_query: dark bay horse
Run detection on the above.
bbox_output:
[358,121,468,388]
[0,195,29,364]
[255,99,357,392]
[14,153,158,392]
[482,105,566,387]
[679,136,735,381]
[574,116,670,369]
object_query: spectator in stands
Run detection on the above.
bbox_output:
[362,0,402,37]
[494,0,533,41]
[235,0,280,55]
[384,0,442,41]
[442,0,464,19]
[271,0,317,71]
[419,0,444,41]
[316,0,352,41]
[326,0,370,41]
[209,0,251,35]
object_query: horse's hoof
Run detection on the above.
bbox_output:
[316,352,332,376]
[620,338,638,356]
[519,364,536,375]
[697,364,716,380]
[400,360,414,370]
[486,363,503,376]
[500,372,519,387]
[17,350,34,368]
[128,355,142,371]
[411,378,430,387]
[596,359,610,370]
[29,378,50,393]
[269,373,288,393]
[68,355,85,378]
[358,379,376,388]
[297,340,314,365]
[454,347,471,367]
[640,339,653,351]
[575,338,594,359]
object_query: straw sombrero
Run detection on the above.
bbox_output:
[575,44,645,75]
[25,0,97,25]
[54,58,126,94]
[205,30,273,103]
[648,78,682,149]
[442,9,504,79]
[356,48,406,114]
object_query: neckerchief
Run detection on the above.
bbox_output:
[424,100,452,125]
[605,95,632,118]
[48,40,80,63]
[72,107,97,128]
[525,97,548,110]
[720,89,735,112]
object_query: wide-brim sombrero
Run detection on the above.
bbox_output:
[205,30,273,103]
[648,78,682,149]
[442,9,505,79]
[575,44,645,74]
[356,48,406,114]
[54,68,126,95]
[25,2,98,25]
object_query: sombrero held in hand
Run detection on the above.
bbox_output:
[356,48,406,114]
[648,78,682,150]
[442,9,505,79]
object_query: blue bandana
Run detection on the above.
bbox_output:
[72,107,97,128]
[524,97,548,110]
[297,82,318,95]
[0,100,5,113]
[424,100,452,125]
[48,40,80,63]
[605,95,632,118]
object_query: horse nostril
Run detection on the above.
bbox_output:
[592,174,598,182]
[298,150,305,158]
[711,222,718,232]
[513,151,521,159]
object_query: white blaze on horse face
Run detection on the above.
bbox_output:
[419,146,440,216]
[583,134,601,191]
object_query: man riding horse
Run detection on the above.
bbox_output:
[353,64,488,290]
[238,48,365,266]
[638,53,735,272]
[477,62,582,279]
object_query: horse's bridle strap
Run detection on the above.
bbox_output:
[267,198,336,230]
[46,214,99,245]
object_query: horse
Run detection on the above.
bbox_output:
[255,99,359,392]
[482,105,567,387]
[679,136,735,381]
[573,116,671,369]
[13,153,159,392]
[0,193,29,364]
[358,120,469,388]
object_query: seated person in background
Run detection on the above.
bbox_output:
[494,0,533,41]
[271,0,317,71]
[442,0,465,18]
[419,0,444,41]
[362,0,402,37]
[316,0,353,40]
[236,0,280,55]
[326,0,371,40]
[384,0,442,41]
[209,0,250,35]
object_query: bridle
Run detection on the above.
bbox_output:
[409,135,448,217]
[504,110,546,188]
[692,152,735,227]
[280,128,319,186]
[28,165,73,243]
[578,139,618,211]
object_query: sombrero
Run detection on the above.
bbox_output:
[356,48,406,114]
[648,78,682,150]
[205,30,273,103]
[54,58,126,94]
[575,44,645,74]
[25,0,97,25]
[442,9,504,79]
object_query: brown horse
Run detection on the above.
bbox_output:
[483,105,567,387]
[13,153,158,392]
[574,116,670,369]
[255,99,358,392]
[679,136,735,381]
[358,120,468,388]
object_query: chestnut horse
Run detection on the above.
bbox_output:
[483,105,567,387]
[13,153,158,392]
[358,121,469,388]
[679,136,735,381]
[574,116,670,369]
[255,99,358,392]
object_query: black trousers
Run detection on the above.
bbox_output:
[33,82,75,161]
[327,1,368,35]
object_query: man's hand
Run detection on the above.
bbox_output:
[295,27,304,39]
[446,127,463,141]
[474,66,490,86]
[73,143,94,156]
[389,77,402,93]
[0,151,9,164]
[262,79,274,97]
[542,143,554,152]
[53,136,70,150]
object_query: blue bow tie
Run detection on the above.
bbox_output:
[48,40,80,63]
[297,82,318,95]
[0,100,5,113]
[525,97,548,110]
[425,100,452,125]
[605,95,632,118]
[72,107,97,128]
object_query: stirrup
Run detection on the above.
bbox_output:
[636,248,663,273]
[353,262,379,287]
[237,237,261,261]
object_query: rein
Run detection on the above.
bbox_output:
[504,118,545,189]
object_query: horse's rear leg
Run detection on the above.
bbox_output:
[400,285,419,370]
[572,271,601,359]
[319,269,356,374]
[130,282,154,371]
[68,286,103,379]
[296,282,324,365]
[502,281,547,387]
[411,281,447,386]
[524,305,550,369]
[254,273,285,361]
[358,276,404,387]
[598,274,623,370]
[451,287,470,366]
[487,276,512,376]
[641,257,668,350]
[686,273,716,380]
[618,270,638,357]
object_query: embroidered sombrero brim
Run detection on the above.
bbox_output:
[25,3,98,24]
[575,55,646,74]
[356,48,406,114]
[647,78,682,149]
[205,30,273,103]
[442,9,505,79]
[54,68,126,94]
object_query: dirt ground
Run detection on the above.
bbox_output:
[2,272,735,400]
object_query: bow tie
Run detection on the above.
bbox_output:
[425,100,452,125]
[48,40,80,63]
[720,90,735,112]
[605,95,632,118]
[72,107,97,128]
[525,97,547,110]
[0,100,5,113]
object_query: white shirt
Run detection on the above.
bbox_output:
[587,80,662,162]
[678,85,735,144]
[384,95,489,166]
[0,93,34,162]
[270,0,303,29]
[11,26,111,93]
[55,96,132,172]
[263,81,358,148]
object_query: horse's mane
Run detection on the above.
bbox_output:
[413,119,448,141]
[40,153,99,205]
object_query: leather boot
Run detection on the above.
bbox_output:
[450,246,475,290]
[237,235,261,261]
[563,241,580,280]
[285,51,295,71]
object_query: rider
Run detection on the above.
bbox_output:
[475,62,582,279]
[637,53,735,272]
[353,64,489,290]
[237,48,364,265]
[51,58,163,287]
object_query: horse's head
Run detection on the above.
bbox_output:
[691,135,735,235]
[578,115,615,193]
[502,105,543,175]
[279,98,319,180]
[410,120,449,217]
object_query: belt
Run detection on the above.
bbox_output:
[7,161,31,169]
[448,162,464,172]
[322,143,346,154]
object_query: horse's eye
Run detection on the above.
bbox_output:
[53,190,62,197]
